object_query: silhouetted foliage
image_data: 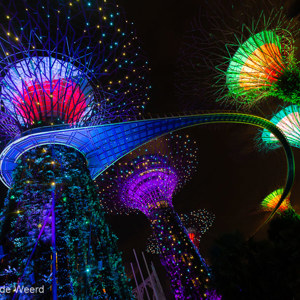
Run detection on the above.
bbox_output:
[210,210,300,300]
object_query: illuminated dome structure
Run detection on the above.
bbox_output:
[261,105,300,149]
[226,30,300,106]
[2,57,93,126]
[146,208,215,254]
[99,135,214,300]
[261,188,292,214]
[0,1,150,131]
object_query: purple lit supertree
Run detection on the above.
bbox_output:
[99,135,213,300]
[0,0,150,298]
[146,208,215,254]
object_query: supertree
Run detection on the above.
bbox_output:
[146,208,215,254]
[261,188,292,214]
[99,134,217,299]
[0,0,295,298]
[261,105,300,150]
[260,188,300,224]
[225,28,300,106]
[0,0,151,298]
[176,1,300,109]
[0,1,150,130]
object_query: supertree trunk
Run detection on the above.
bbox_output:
[0,145,133,299]
[148,205,210,300]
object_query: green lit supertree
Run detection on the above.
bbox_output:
[176,2,300,109]
[261,188,293,214]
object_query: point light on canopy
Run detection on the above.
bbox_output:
[261,188,291,213]
[226,30,299,105]
[261,105,300,149]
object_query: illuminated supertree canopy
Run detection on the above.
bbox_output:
[99,134,198,215]
[0,0,150,132]
[176,4,300,109]
[146,208,215,255]
[225,30,298,105]
[261,188,292,213]
[223,11,300,107]
[261,105,300,150]
[99,135,215,300]
[175,3,297,230]
[226,12,300,108]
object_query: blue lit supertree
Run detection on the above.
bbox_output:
[0,0,150,298]
[99,135,216,300]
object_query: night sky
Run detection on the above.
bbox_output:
[0,0,300,295]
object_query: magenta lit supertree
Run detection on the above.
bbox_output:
[99,135,213,300]
[146,208,215,254]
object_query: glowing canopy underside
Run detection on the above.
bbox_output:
[0,113,294,227]
[122,166,178,215]
[226,31,284,99]
[261,188,291,213]
[261,105,300,148]
[1,57,93,125]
